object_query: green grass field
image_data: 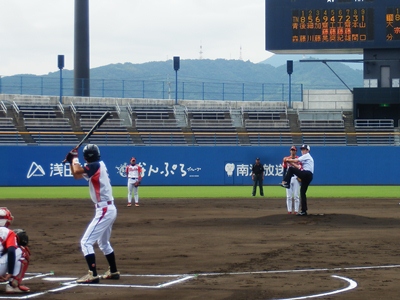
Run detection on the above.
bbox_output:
[0,186,397,199]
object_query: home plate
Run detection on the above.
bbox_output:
[43,277,77,281]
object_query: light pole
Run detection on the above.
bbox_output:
[173,56,180,105]
[287,60,293,108]
[58,55,64,104]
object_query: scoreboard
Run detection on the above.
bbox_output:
[265,0,400,53]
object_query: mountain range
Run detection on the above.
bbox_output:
[1,55,364,100]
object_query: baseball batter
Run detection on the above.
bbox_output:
[66,144,120,283]
[126,157,143,207]
[0,208,30,294]
[282,146,301,214]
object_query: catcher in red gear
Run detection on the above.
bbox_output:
[126,157,143,207]
[0,208,30,294]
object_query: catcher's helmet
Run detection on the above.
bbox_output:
[83,144,101,162]
[0,207,14,228]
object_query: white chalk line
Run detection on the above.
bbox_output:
[273,275,357,300]
[0,264,398,299]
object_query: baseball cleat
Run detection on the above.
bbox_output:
[76,271,100,284]
[6,284,30,294]
[280,182,289,189]
[127,203,132,207]
[135,203,140,207]
[297,211,308,216]
[102,268,120,280]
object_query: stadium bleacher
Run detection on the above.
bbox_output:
[243,104,293,146]
[1,95,399,147]
[0,117,25,145]
[184,104,241,145]
[354,119,395,145]
[12,97,63,119]
[80,118,133,145]
[128,104,187,145]
[71,101,119,119]
[297,110,346,145]
[24,118,78,145]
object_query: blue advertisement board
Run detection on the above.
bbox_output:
[0,145,394,186]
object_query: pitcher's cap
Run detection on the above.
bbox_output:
[300,144,310,151]
[290,146,297,151]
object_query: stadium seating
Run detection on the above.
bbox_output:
[129,104,187,145]
[80,118,133,145]
[243,104,293,146]
[247,133,293,146]
[354,119,395,145]
[2,95,400,147]
[184,104,241,145]
[24,118,78,145]
[12,97,63,119]
[9,97,71,145]
[297,110,346,145]
[70,101,133,145]
[0,117,25,145]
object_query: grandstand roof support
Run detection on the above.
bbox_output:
[300,59,357,94]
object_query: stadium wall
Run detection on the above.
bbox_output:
[0,145,394,186]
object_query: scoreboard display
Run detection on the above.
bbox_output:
[265,0,400,53]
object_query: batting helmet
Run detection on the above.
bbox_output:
[0,207,14,228]
[13,229,29,247]
[83,144,101,162]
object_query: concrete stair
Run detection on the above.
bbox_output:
[287,110,302,145]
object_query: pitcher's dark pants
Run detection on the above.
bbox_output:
[283,168,313,213]
[252,174,264,196]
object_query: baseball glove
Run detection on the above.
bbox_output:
[13,229,29,247]
[134,181,141,187]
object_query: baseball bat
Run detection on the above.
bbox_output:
[75,110,112,149]
[63,111,111,163]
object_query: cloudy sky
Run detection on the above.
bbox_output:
[0,0,272,76]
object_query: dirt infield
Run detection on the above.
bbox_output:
[4,197,400,299]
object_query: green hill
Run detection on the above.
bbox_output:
[1,59,363,100]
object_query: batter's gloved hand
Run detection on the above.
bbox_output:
[64,148,78,164]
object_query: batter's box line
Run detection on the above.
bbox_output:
[61,274,195,289]
[1,265,399,299]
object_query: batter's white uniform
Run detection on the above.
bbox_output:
[282,155,301,214]
[81,160,117,257]
[126,163,142,206]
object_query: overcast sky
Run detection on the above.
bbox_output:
[0,0,272,76]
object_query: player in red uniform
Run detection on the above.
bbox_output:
[126,157,143,207]
[0,208,30,294]
[282,146,301,214]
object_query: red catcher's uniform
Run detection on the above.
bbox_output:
[0,228,29,283]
